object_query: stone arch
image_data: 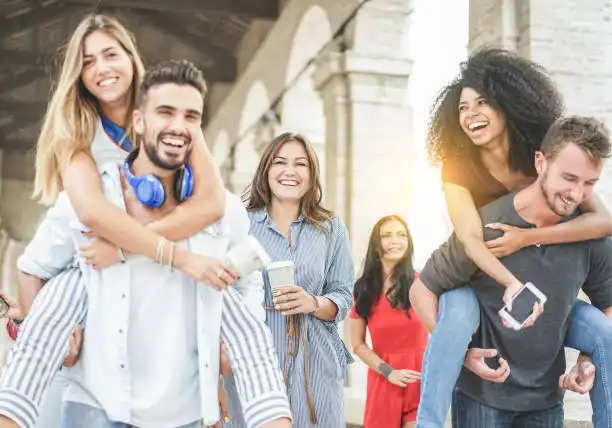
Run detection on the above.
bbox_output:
[231,81,271,194]
[281,5,332,194]
[212,130,231,165]
[212,129,231,184]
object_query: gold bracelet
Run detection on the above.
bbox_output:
[117,248,127,264]
[156,237,166,265]
[169,242,175,272]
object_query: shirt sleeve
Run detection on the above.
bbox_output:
[419,232,479,296]
[225,190,265,322]
[17,193,77,280]
[221,288,292,427]
[582,238,612,310]
[322,217,355,323]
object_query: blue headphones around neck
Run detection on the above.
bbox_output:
[123,148,194,208]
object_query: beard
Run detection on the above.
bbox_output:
[539,171,577,217]
[140,129,192,171]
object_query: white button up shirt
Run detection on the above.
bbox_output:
[18,162,290,427]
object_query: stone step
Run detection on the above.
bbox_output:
[348,421,591,427]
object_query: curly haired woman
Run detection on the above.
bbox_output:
[412,48,612,428]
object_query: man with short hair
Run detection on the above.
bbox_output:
[410,116,612,427]
[0,60,291,428]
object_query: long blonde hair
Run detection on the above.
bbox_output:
[33,14,145,205]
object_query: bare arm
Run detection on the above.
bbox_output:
[523,194,612,246]
[443,182,520,289]
[312,297,339,322]
[63,152,168,259]
[147,132,226,239]
[408,278,439,333]
[17,271,44,318]
[62,151,194,265]
[349,316,386,372]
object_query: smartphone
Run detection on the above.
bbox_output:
[0,295,10,318]
[498,282,547,330]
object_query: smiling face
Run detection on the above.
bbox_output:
[80,29,134,109]
[536,142,603,217]
[267,140,311,204]
[132,82,203,171]
[379,219,410,264]
[458,86,508,148]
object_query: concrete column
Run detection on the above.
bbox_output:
[313,0,415,268]
[469,0,518,52]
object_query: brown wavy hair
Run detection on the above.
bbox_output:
[242,132,333,229]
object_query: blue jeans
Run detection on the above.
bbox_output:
[417,286,612,428]
[452,389,563,428]
[60,402,202,428]
[35,372,67,428]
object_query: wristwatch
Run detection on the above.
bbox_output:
[378,362,393,378]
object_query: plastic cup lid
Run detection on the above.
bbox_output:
[266,260,294,270]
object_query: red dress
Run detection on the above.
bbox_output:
[350,293,428,427]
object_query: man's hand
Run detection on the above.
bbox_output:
[80,233,121,269]
[485,223,529,258]
[272,285,317,316]
[560,354,595,394]
[0,291,23,321]
[63,326,83,367]
[464,348,510,383]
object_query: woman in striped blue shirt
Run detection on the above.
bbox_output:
[225,132,354,427]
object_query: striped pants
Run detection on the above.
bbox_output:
[0,267,291,428]
[0,268,86,428]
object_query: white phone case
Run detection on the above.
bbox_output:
[498,282,547,330]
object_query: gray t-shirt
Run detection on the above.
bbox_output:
[420,193,612,411]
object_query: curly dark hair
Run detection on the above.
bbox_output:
[427,48,564,176]
[353,215,416,319]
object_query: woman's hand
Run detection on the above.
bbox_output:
[63,326,83,367]
[80,232,122,269]
[387,369,421,387]
[176,252,240,290]
[485,223,529,258]
[0,291,23,321]
[273,285,318,316]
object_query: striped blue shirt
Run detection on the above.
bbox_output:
[249,209,354,427]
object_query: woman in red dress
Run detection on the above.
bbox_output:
[350,215,428,428]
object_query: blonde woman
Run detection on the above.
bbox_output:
[0,14,235,428]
